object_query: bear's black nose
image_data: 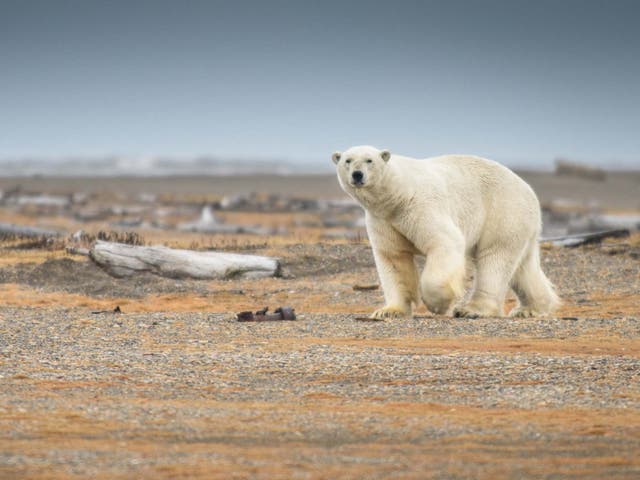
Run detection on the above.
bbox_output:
[352,170,364,183]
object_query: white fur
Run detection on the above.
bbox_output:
[333,145,559,319]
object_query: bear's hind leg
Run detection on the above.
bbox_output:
[509,240,559,317]
[453,245,521,318]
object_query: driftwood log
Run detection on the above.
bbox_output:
[89,241,281,279]
[542,229,630,247]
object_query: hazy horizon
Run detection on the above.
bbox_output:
[1,0,639,169]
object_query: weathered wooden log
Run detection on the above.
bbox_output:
[89,240,281,279]
[0,222,61,239]
[542,229,630,247]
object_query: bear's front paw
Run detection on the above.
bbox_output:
[370,305,411,320]
[452,306,481,319]
[426,299,452,315]
[509,306,542,318]
[422,289,456,315]
[453,301,501,319]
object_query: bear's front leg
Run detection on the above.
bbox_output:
[365,214,420,320]
[370,248,418,320]
[420,235,466,315]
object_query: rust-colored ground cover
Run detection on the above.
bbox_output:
[0,175,639,478]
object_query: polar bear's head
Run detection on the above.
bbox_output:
[332,145,391,192]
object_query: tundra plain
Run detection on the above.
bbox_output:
[0,172,639,479]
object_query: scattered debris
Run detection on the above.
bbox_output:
[599,243,640,259]
[3,236,60,250]
[92,306,122,314]
[110,205,149,216]
[542,229,630,247]
[178,205,273,235]
[544,198,597,213]
[555,159,606,181]
[543,206,640,237]
[74,208,112,222]
[96,231,145,246]
[354,316,384,322]
[601,244,629,255]
[12,194,71,208]
[137,193,157,203]
[220,193,322,212]
[66,246,90,256]
[0,222,61,239]
[236,306,296,321]
[90,240,281,279]
[595,214,640,231]
[353,283,379,291]
[71,192,90,205]
[322,214,365,229]
[65,230,94,255]
[111,217,144,228]
[322,230,365,240]
[71,229,86,242]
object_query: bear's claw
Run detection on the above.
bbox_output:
[509,306,542,318]
[453,307,480,319]
[452,304,501,319]
[371,306,411,320]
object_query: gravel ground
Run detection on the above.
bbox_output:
[1,171,639,478]
[1,306,639,479]
[0,231,639,479]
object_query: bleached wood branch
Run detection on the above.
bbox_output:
[541,229,629,247]
[89,240,281,279]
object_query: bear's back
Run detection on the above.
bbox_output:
[410,154,535,200]
[388,153,540,239]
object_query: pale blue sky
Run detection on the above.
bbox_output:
[1,0,639,168]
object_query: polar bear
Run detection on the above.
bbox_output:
[333,145,559,319]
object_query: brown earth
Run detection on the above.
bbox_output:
[0,174,639,479]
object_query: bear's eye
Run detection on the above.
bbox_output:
[366,159,373,164]
[345,159,352,164]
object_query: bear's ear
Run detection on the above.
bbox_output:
[380,150,391,162]
[332,151,342,164]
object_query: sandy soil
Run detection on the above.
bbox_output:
[0,173,639,478]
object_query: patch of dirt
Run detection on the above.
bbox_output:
[282,243,374,277]
[0,242,377,299]
[0,257,210,298]
[1,242,638,320]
